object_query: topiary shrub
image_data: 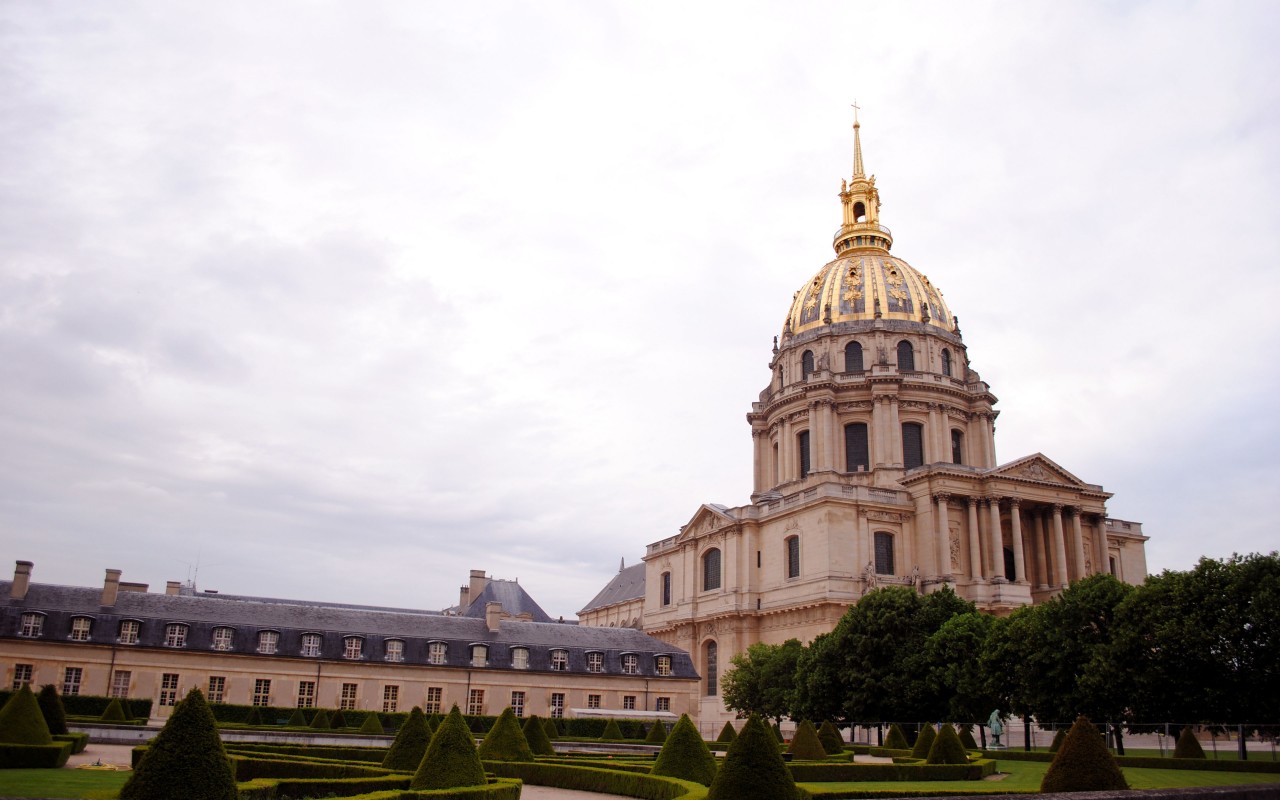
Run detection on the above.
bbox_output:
[522,714,556,756]
[707,714,797,800]
[818,720,844,755]
[543,716,559,740]
[788,720,828,760]
[651,713,717,786]
[382,707,431,771]
[358,713,384,734]
[330,709,347,729]
[309,709,330,729]
[600,718,624,740]
[477,707,534,762]
[1049,727,1067,753]
[243,706,263,726]
[36,685,68,735]
[1174,726,1206,759]
[1040,715,1128,793]
[911,723,937,759]
[0,684,53,744]
[100,698,128,722]
[884,723,910,750]
[927,723,969,765]
[773,722,784,743]
[645,721,668,744]
[288,708,307,726]
[717,721,738,743]
[958,724,979,750]
[410,705,487,790]
[120,689,236,800]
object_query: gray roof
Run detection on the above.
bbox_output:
[578,563,646,615]
[460,580,553,623]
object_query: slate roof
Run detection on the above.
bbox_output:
[578,563,646,615]
[459,580,553,623]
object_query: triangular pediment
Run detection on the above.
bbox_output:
[676,504,737,542]
[989,453,1087,487]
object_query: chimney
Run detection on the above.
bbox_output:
[11,561,33,600]
[458,584,469,609]
[165,581,181,596]
[485,601,503,633]
[468,569,489,606]
[102,569,122,606]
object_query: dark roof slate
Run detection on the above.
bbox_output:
[578,563,646,614]
[461,580,553,623]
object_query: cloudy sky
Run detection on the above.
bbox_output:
[2,2,1277,620]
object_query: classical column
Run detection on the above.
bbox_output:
[856,508,870,577]
[1094,514,1109,575]
[1070,508,1087,580]
[827,401,840,473]
[935,494,951,579]
[871,396,887,466]
[966,497,983,581]
[928,403,944,465]
[752,430,766,494]
[982,413,997,468]
[987,498,1006,580]
[1008,498,1026,583]
[1032,510,1050,589]
[1051,504,1069,587]
[779,416,792,483]
[887,398,902,465]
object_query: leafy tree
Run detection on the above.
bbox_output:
[922,611,1000,721]
[477,707,534,762]
[120,689,236,800]
[706,714,797,800]
[651,713,718,785]
[0,683,53,744]
[723,639,804,723]
[716,721,737,742]
[926,723,969,765]
[1174,726,1206,759]
[36,684,68,735]
[383,707,432,771]
[523,714,556,756]
[411,705,487,789]
[1040,716,1128,792]
[817,720,844,754]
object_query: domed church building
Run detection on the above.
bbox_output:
[580,118,1150,729]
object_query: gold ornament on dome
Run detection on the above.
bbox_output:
[888,285,908,301]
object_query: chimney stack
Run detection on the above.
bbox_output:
[485,601,504,633]
[10,561,32,600]
[102,569,122,606]
[165,581,181,596]
[468,569,489,607]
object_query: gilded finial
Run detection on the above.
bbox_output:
[851,101,865,179]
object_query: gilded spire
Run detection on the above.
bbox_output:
[834,106,892,255]
[851,102,865,179]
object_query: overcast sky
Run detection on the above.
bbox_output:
[2,2,1277,620]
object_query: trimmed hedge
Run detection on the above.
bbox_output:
[101,698,128,722]
[224,742,386,763]
[237,774,411,799]
[884,723,910,750]
[717,721,737,742]
[910,723,936,759]
[707,714,798,800]
[37,685,69,735]
[121,688,237,800]
[412,705,487,790]
[817,721,844,755]
[645,720,669,744]
[477,707,534,762]
[360,712,386,734]
[331,709,349,729]
[488,760,702,800]
[311,708,332,728]
[0,690,152,720]
[984,749,1280,773]
[0,684,52,745]
[789,720,829,761]
[787,759,995,782]
[651,713,718,786]
[1041,716,1128,793]
[232,755,392,781]
[926,723,969,765]
[384,706,433,771]
[1175,726,1208,759]
[53,732,89,754]
[522,714,556,757]
[0,741,73,768]
[1049,727,1067,753]
[601,718,625,740]
[958,724,979,750]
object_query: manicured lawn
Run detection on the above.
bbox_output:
[0,768,129,799]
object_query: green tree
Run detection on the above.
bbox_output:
[600,718,624,740]
[787,720,827,760]
[817,720,844,755]
[927,723,969,764]
[411,705,487,790]
[922,611,999,721]
[383,707,432,771]
[120,689,236,800]
[1174,726,1206,759]
[1040,716,1128,792]
[101,698,128,722]
[716,720,737,742]
[309,709,330,728]
[910,723,936,759]
[644,720,668,744]
[883,723,909,750]
[651,713,718,786]
[722,639,804,723]
[0,683,53,744]
[359,712,384,734]
[36,684,68,735]
[706,715,797,800]
[477,707,534,762]
[522,714,556,756]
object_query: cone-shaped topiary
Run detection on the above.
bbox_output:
[600,718,624,740]
[651,713,718,786]
[120,689,236,800]
[101,698,128,722]
[244,706,263,726]
[522,714,556,756]
[1049,727,1067,753]
[477,707,535,762]
[773,722,784,742]
[717,721,738,743]
[0,683,53,744]
[1174,726,1206,759]
[411,705,487,790]
[959,724,979,750]
[927,723,969,765]
[288,708,307,726]
[37,684,68,735]
[542,716,559,740]
[818,720,844,755]
[383,707,432,771]
[310,709,331,728]
[911,723,937,759]
[1040,716,1128,793]
[884,723,910,750]
[706,714,798,800]
[788,720,828,760]
[645,720,668,744]
[359,713,385,734]
[330,709,347,728]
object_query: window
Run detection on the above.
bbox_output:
[661,572,672,606]
[470,644,488,668]
[211,627,234,651]
[252,679,271,707]
[257,630,279,654]
[874,532,895,575]
[786,535,800,579]
[425,687,442,714]
[941,348,952,377]
[63,666,83,695]
[586,651,603,673]
[164,623,188,648]
[19,613,43,637]
[340,683,358,710]
[587,693,601,709]
[69,617,92,641]
[897,340,915,371]
[621,653,638,675]
[511,647,529,670]
[951,429,964,465]
[797,430,811,478]
[844,340,864,372]
[111,670,131,698]
[343,636,363,660]
[655,655,672,677]
[384,639,404,662]
[118,620,139,644]
[845,422,869,472]
[801,349,815,377]
[902,422,924,470]
[158,673,178,706]
[702,548,722,591]
[467,688,484,716]
[297,681,316,708]
[12,663,33,690]
[427,641,447,665]
[550,692,565,718]
[382,684,399,713]
[301,633,322,657]
[207,675,225,703]
[623,696,636,711]
[655,697,670,712]
[704,641,718,696]
[550,649,568,671]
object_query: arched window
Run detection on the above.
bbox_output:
[1004,547,1018,582]
[845,422,869,472]
[661,571,672,606]
[941,348,952,377]
[897,340,915,371]
[797,430,811,479]
[902,422,924,470]
[844,340,864,372]
[951,429,964,465]
[874,532,895,575]
[704,640,718,696]
[853,201,867,223]
[801,350,815,377]
[785,535,800,579]
[702,548,722,591]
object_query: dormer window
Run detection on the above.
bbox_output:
[586,651,604,673]
[384,639,405,663]
[471,644,488,668]
[343,636,364,660]
[257,630,279,654]
[511,647,529,670]
[427,641,447,665]
[301,633,322,657]
[69,617,92,642]
[655,655,672,676]
[19,613,44,638]
[163,623,188,648]
[621,653,638,675]
[550,649,568,671]
[118,620,140,644]
[211,627,234,651]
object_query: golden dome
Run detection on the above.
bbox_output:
[784,254,956,337]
